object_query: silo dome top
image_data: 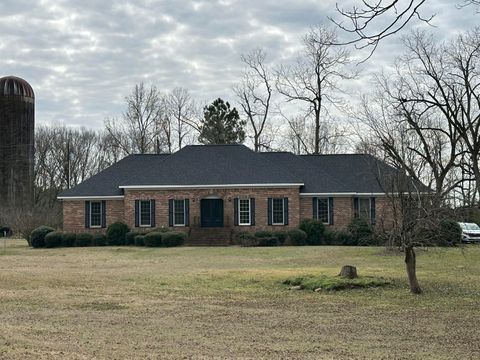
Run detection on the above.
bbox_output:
[0,76,34,98]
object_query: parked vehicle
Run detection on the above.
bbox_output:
[458,222,480,243]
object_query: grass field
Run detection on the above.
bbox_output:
[0,240,479,359]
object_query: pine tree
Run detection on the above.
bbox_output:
[198,98,246,144]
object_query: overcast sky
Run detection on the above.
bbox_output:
[1,0,478,129]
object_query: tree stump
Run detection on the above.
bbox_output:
[339,265,358,279]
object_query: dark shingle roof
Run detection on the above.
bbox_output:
[58,154,170,197]
[258,152,349,193]
[300,154,430,193]
[120,144,303,186]
[59,145,428,198]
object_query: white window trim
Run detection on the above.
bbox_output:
[173,199,186,227]
[272,198,285,226]
[238,198,251,226]
[90,201,102,228]
[139,200,152,227]
[317,197,330,225]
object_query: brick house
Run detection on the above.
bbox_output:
[58,144,411,244]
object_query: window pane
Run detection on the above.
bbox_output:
[359,198,370,219]
[174,200,185,225]
[239,199,250,225]
[272,198,284,224]
[140,200,151,226]
[318,198,329,223]
[90,202,101,227]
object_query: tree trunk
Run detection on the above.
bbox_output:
[339,265,358,279]
[405,246,422,294]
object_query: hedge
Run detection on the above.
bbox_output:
[44,231,63,248]
[93,233,107,246]
[106,221,129,246]
[30,226,55,248]
[162,232,186,247]
[144,232,163,247]
[61,233,76,247]
[286,229,308,246]
[75,233,94,247]
[134,234,146,246]
[299,219,325,245]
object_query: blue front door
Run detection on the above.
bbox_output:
[201,199,224,227]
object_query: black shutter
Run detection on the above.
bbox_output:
[370,197,376,225]
[267,198,273,225]
[284,198,289,225]
[135,200,140,227]
[85,201,90,228]
[168,199,174,227]
[250,198,255,226]
[312,197,318,219]
[328,197,334,225]
[353,197,359,218]
[185,199,190,226]
[101,200,106,228]
[151,200,156,227]
[233,198,239,226]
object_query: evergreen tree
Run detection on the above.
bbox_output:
[198,98,246,144]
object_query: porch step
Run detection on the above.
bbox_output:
[187,228,233,246]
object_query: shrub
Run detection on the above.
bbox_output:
[299,219,325,245]
[93,233,107,246]
[144,232,163,247]
[255,231,273,238]
[75,233,94,247]
[438,219,462,246]
[106,221,129,246]
[257,236,279,246]
[44,231,63,248]
[125,231,138,246]
[286,229,308,246]
[30,225,55,248]
[234,232,258,246]
[347,218,373,246]
[61,233,76,247]
[134,234,146,246]
[162,231,186,247]
[152,227,170,233]
[273,231,287,245]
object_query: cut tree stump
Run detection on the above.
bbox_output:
[339,265,358,279]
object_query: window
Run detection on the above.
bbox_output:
[317,198,329,224]
[359,198,371,219]
[173,199,185,226]
[239,199,251,225]
[139,200,152,227]
[272,198,284,225]
[90,201,101,228]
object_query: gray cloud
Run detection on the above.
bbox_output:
[0,0,477,129]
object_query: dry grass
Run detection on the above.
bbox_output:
[0,239,479,359]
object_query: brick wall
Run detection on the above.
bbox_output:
[62,191,396,233]
[62,200,124,233]
[300,196,392,230]
[123,187,300,233]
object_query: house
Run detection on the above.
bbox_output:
[58,144,411,244]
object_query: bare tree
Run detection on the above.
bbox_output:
[165,87,197,152]
[104,83,166,155]
[234,48,275,152]
[276,26,354,154]
[331,1,479,59]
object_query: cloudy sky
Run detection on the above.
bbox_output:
[0,0,478,129]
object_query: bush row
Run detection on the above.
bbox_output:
[30,222,186,248]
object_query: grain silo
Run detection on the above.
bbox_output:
[0,76,35,210]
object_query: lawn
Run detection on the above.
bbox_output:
[0,240,479,359]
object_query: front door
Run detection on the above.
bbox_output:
[201,199,224,227]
